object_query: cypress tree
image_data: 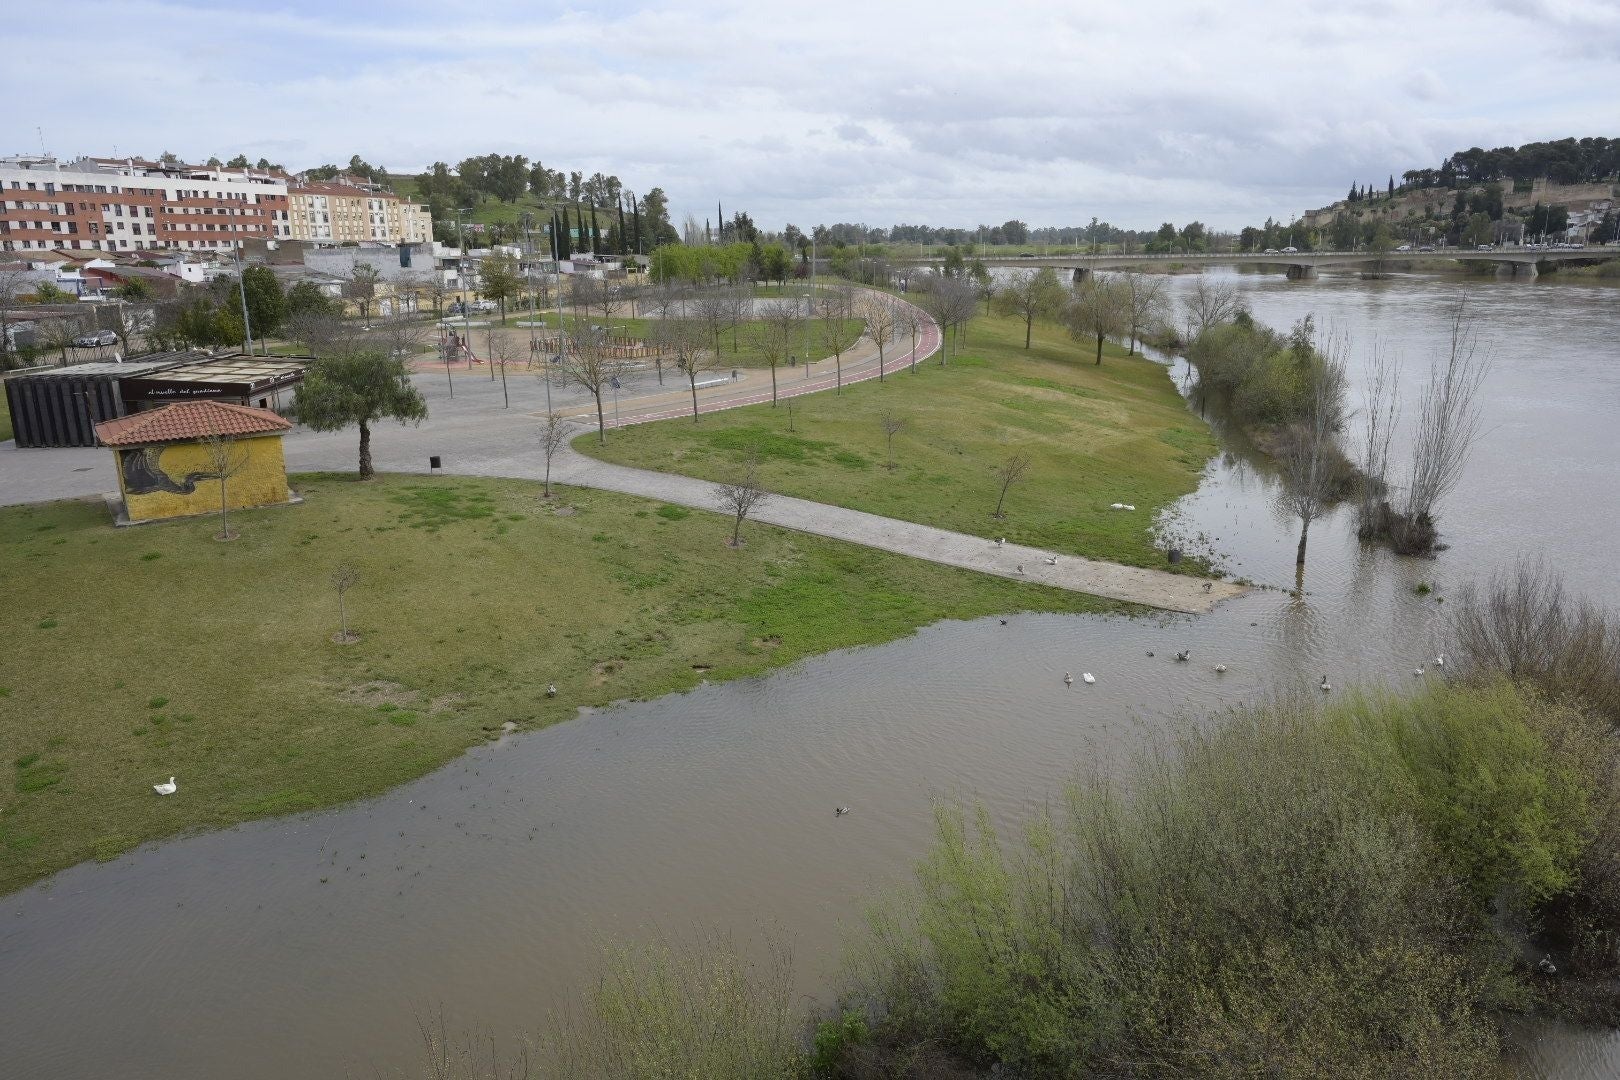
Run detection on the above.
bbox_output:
[555,210,571,259]
[617,198,628,256]
[590,203,602,254]
[1388,175,1395,197]
[631,195,642,255]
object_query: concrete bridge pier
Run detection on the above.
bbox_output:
[1496,259,1538,280]
[1286,264,1317,281]
[1071,266,1092,283]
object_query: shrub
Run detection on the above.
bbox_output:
[843,683,1620,1076]
[1453,560,1620,725]
[521,936,807,1079]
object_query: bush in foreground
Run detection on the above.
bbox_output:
[838,681,1617,1078]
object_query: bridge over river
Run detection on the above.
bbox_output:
[901,246,1619,280]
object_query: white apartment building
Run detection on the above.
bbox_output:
[0,155,292,254]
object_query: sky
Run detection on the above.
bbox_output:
[5,0,1617,233]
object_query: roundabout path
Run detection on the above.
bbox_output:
[0,293,1241,613]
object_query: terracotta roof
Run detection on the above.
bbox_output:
[95,401,291,447]
[291,181,399,200]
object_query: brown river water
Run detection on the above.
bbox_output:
[1,268,1616,1077]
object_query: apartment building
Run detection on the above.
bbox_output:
[0,155,292,255]
[287,176,434,245]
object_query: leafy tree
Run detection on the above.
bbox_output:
[292,351,428,478]
[226,154,250,169]
[640,188,679,247]
[478,252,521,320]
[240,265,286,340]
[286,279,337,319]
[31,281,74,304]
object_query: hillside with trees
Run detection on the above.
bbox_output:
[1242,135,1620,253]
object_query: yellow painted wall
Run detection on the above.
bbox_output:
[118,435,291,523]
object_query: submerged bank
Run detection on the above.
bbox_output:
[0,473,1126,896]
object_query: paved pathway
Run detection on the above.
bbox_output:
[552,441,1240,614]
[0,293,1241,613]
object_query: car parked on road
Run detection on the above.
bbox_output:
[72,330,118,348]
[1396,244,1412,252]
[1281,246,1298,253]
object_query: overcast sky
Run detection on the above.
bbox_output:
[6,1,1617,232]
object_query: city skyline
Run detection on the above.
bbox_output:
[5,0,1618,232]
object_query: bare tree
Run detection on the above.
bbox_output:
[880,410,907,469]
[36,315,85,366]
[538,413,569,499]
[693,287,739,358]
[1274,330,1349,568]
[723,287,753,354]
[287,308,359,359]
[992,267,1066,349]
[557,325,632,443]
[714,454,772,546]
[640,283,688,386]
[1184,276,1244,340]
[656,316,719,421]
[756,296,804,405]
[895,300,924,373]
[490,334,520,408]
[0,264,31,365]
[422,271,454,321]
[372,306,431,364]
[342,262,382,321]
[390,271,426,318]
[1393,298,1490,553]
[1063,276,1127,365]
[196,431,252,541]
[816,285,857,391]
[992,452,1032,519]
[330,564,360,644]
[1356,344,1401,537]
[1118,270,1170,354]
[920,275,978,365]
[860,294,898,381]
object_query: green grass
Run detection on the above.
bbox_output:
[0,473,1120,894]
[580,310,1217,569]
[0,385,12,443]
[488,309,865,370]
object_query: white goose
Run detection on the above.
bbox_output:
[1081,673,1096,684]
[153,776,177,796]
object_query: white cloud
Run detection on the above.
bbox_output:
[4,0,1614,230]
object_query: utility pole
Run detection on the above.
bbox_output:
[231,244,255,356]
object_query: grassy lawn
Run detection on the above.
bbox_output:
[579,310,1217,569]
[0,387,11,443]
[474,311,866,370]
[0,473,1118,894]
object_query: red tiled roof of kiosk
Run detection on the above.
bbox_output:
[95,401,291,447]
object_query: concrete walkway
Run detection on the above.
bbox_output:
[553,440,1240,613]
[0,292,1241,613]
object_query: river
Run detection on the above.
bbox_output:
[1,268,1616,1078]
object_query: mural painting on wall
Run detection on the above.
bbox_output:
[120,446,210,495]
